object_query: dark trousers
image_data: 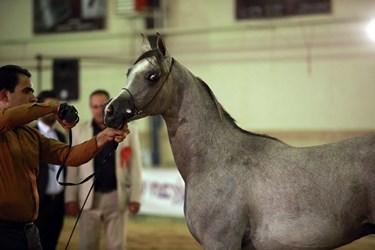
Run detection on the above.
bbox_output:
[35,192,65,250]
[0,221,43,250]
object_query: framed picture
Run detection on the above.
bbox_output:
[33,0,106,34]
[236,0,331,20]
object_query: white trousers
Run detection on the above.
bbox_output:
[79,190,128,250]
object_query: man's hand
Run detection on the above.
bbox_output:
[128,202,140,214]
[96,124,130,148]
[57,118,77,131]
[65,201,79,217]
[55,102,79,131]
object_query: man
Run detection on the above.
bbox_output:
[0,65,129,250]
[65,89,142,250]
[34,90,66,250]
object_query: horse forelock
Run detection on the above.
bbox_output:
[197,78,280,141]
[134,49,158,64]
[133,49,169,73]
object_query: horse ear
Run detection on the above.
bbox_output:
[156,32,167,57]
[141,33,152,52]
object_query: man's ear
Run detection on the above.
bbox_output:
[0,89,9,102]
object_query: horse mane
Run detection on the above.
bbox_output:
[197,78,280,141]
[135,51,279,142]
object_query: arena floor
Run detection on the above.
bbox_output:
[58,215,375,250]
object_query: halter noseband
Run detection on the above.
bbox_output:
[121,57,174,120]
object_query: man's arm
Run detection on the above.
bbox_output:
[0,102,59,133]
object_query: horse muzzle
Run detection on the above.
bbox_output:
[102,91,137,129]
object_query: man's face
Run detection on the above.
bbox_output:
[5,74,36,108]
[90,93,108,125]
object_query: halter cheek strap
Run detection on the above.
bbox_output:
[122,87,139,116]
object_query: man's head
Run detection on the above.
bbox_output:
[0,65,36,108]
[37,90,58,126]
[90,89,110,127]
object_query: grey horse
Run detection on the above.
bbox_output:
[103,33,375,249]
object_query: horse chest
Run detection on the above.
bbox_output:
[252,223,345,250]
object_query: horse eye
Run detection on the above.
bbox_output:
[145,71,160,82]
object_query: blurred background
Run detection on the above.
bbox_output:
[1,0,375,248]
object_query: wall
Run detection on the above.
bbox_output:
[1,0,375,165]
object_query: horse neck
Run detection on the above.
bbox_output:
[161,64,240,180]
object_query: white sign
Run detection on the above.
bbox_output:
[140,168,185,217]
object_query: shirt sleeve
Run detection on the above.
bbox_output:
[39,135,100,167]
[0,102,58,134]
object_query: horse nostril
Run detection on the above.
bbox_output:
[106,105,114,115]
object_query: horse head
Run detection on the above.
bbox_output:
[103,33,174,129]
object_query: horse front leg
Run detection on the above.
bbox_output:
[241,227,256,250]
[185,205,250,250]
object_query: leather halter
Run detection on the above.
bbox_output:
[121,57,174,120]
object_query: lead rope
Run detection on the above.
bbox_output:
[56,129,117,250]
[64,180,95,250]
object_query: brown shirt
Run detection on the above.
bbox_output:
[0,102,100,222]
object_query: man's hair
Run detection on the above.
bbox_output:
[37,90,57,103]
[0,65,32,92]
[90,89,110,99]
